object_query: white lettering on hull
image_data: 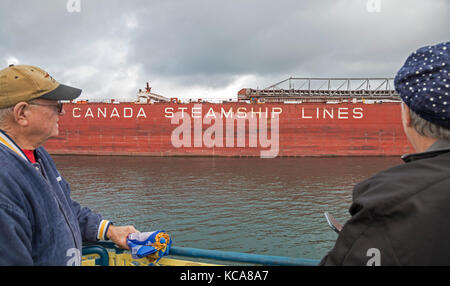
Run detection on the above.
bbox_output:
[299,107,364,119]
[71,106,363,121]
[72,107,147,119]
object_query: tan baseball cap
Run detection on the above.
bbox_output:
[0,64,82,109]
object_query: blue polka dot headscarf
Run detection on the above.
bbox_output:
[394,42,450,129]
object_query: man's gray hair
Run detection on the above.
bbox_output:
[409,108,450,141]
[0,106,14,127]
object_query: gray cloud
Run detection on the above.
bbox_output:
[1,0,449,100]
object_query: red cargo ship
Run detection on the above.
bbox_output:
[44,78,414,157]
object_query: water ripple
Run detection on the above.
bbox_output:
[54,156,401,259]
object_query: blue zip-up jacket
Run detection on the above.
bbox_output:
[0,131,109,265]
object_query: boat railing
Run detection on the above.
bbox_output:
[82,241,320,266]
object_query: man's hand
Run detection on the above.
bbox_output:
[106,225,138,250]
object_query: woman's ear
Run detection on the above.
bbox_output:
[401,102,412,128]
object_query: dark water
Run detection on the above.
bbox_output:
[53,156,402,260]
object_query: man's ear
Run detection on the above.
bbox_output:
[401,102,412,127]
[12,102,30,127]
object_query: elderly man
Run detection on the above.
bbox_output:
[320,42,450,266]
[0,65,137,265]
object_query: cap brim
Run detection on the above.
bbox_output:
[40,84,82,101]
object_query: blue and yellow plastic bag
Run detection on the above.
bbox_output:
[127,230,172,265]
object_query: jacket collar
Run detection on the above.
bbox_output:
[0,129,30,163]
[401,139,450,163]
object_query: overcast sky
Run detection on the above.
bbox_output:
[0,0,448,101]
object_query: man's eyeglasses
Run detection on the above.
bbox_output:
[28,101,64,114]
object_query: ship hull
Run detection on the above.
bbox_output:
[44,102,414,157]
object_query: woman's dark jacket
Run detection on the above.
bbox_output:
[320,139,450,266]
